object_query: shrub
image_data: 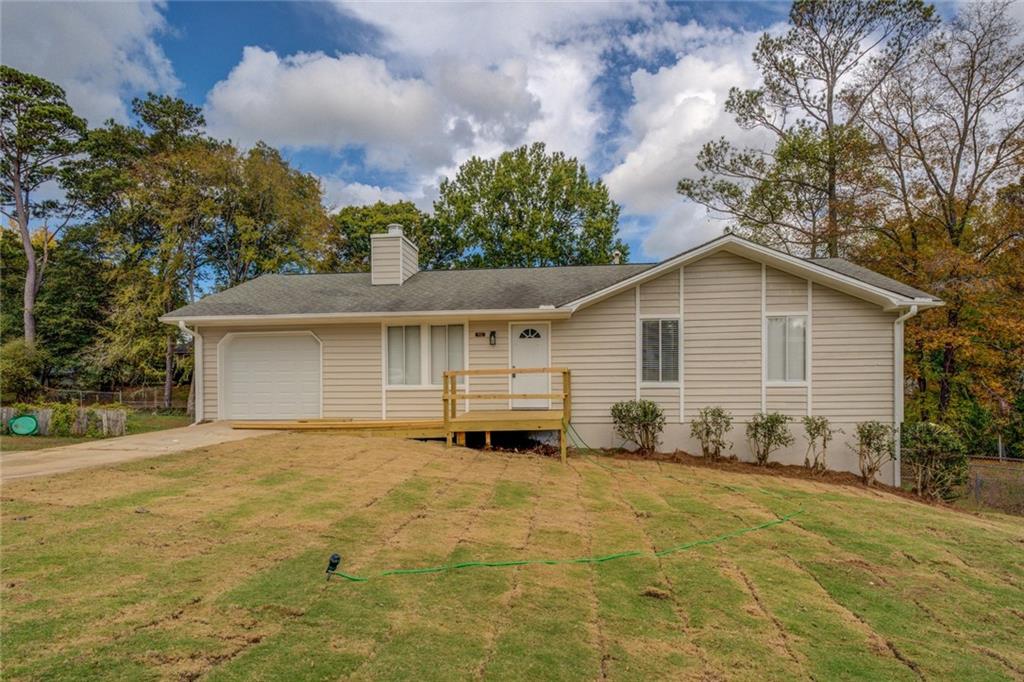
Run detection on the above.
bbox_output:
[901,422,968,501]
[50,402,77,437]
[802,415,838,473]
[853,421,894,485]
[0,339,46,402]
[746,412,793,466]
[690,406,733,459]
[611,399,665,455]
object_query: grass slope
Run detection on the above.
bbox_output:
[2,433,1022,681]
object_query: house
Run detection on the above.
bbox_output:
[161,225,941,484]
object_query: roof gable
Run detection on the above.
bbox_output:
[563,234,942,313]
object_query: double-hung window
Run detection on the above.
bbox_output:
[766,315,806,382]
[387,324,464,386]
[387,325,421,385]
[641,319,679,383]
[429,324,464,385]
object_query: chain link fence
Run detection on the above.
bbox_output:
[966,457,1024,515]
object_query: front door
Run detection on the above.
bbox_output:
[510,324,549,409]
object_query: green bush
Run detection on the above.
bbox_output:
[50,402,77,437]
[802,415,838,473]
[690,406,733,459]
[853,421,895,485]
[746,412,793,465]
[0,339,46,402]
[611,399,665,455]
[902,422,968,501]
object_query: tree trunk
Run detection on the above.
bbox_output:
[164,335,174,410]
[186,377,195,417]
[937,307,959,417]
[13,174,38,345]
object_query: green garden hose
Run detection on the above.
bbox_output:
[325,421,803,583]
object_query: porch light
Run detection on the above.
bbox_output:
[488,331,497,346]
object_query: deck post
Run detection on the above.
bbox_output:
[443,373,452,447]
[560,369,572,464]
[484,431,491,450]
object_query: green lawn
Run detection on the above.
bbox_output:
[1,433,1022,681]
[1,412,192,453]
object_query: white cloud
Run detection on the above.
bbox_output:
[603,28,773,259]
[335,1,650,63]
[205,47,454,172]
[320,178,413,212]
[0,0,178,125]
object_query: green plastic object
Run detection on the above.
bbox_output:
[8,415,39,436]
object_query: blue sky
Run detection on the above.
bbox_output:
[2,1,794,261]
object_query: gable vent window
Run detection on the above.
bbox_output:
[766,315,806,382]
[641,319,679,383]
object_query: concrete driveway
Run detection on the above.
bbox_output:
[0,422,280,481]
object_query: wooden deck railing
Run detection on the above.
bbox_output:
[441,367,572,461]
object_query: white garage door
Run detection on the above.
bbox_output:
[221,333,321,420]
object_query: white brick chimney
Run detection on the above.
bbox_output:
[370,224,420,285]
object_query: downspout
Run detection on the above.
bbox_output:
[178,321,204,424]
[892,305,918,487]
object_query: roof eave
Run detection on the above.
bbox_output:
[159,307,573,327]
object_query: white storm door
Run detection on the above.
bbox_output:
[222,333,321,420]
[510,324,549,409]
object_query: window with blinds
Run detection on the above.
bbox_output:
[766,315,806,382]
[430,324,464,385]
[387,325,421,385]
[641,319,679,383]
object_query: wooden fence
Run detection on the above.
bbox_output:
[1,406,128,437]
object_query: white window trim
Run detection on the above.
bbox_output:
[764,312,809,386]
[638,316,680,386]
[384,321,468,389]
[216,330,323,421]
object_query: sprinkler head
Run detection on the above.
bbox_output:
[326,553,341,578]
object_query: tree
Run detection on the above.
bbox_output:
[205,142,328,288]
[434,142,627,267]
[79,95,209,407]
[317,201,441,272]
[858,0,1024,419]
[1,66,86,344]
[678,0,936,257]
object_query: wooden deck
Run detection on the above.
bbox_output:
[232,367,573,462]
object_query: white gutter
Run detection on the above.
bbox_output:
[892,304,919,487]
[160,307,572,326]
[177,321,203,424]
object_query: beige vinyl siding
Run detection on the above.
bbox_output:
[370,236,402,285]
[766,385,807,417]
[401,242,419,281]
[812,283,894,422]
[468,321,509,412]
[639,271,679,317]
[640,385,680,422]
[386,389,441,419]
[552,289,635,422]
[683,251,762,421]
[202,324,383,420]
[766,267,807,311]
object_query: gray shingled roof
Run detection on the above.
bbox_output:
[164,235,940,320]
[165,264,655,318]
[810,258,939,301]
